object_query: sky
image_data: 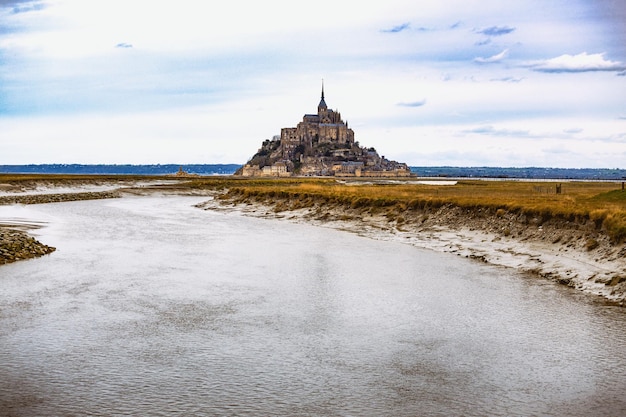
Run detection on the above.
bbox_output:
[0,0,625,168]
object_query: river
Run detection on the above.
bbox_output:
[1,196,625,416]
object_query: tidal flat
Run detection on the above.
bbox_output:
[1,192,626,415]
[1,174,625,304]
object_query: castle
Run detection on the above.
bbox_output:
[280,84,355,158]
[238,83,411,177]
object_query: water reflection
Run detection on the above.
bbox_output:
[1,196,625,416]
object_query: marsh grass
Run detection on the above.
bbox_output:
[3,174,625,243]
[197,178,626,243]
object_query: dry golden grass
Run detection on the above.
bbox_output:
[189,178,626,243]
[2,174,624,243]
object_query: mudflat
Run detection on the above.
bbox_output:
[1,174,625,304]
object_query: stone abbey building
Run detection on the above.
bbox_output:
[280,86,355,159]
[238,84,411,177]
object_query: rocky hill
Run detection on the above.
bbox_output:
[237,85,411,178]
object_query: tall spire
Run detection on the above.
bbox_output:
[318,78,327,113]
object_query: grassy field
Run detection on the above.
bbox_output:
[2,174,625,243]
[185,177,626,243]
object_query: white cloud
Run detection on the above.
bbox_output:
[1,0,625,168]
[490,76,524,83]
[462,125,531,137]
[474,49,509,64]
[475,26,515,36]
[381,22,411,33]
[397,99,427,108]
[527,52,626,73]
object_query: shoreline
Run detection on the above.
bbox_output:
[197,194,626,305]
[1,179,624,305]
[0,180,212,265]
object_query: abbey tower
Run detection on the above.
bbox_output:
[279,83,355,160]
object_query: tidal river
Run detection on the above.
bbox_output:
[1,196,625,416]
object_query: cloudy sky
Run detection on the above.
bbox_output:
[1,0,625,167]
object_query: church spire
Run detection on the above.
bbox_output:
[318,79,327,114]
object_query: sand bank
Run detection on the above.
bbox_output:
[1,179,624,305]
[198,195,626,305]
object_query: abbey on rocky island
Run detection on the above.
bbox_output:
[237,84,412,177]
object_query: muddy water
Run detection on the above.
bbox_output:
[1,196,625,416]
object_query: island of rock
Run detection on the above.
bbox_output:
[237,85,412,177]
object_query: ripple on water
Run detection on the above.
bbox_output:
[1,196,626,416]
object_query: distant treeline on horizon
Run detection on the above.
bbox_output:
[415,166,626,180]
[0,164,241,176]
[1,164,625,180]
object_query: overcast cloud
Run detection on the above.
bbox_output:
[0,0,624,168]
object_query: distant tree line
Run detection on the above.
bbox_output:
[411,167,626,180]
[2,164,624,180]
[0,164,242,176]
